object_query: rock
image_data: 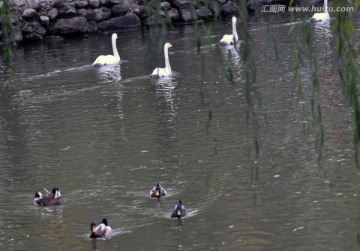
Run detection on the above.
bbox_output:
[119,0,136,8]
[53,16,89,35]
[160,1,171,10]
[26,0,41,11]
[39,15,50,26]
[52,0,65,8]
[57,4,77,18]
[98,13,141,31]
[220,0,239,16]
[170,0,191,7]
[139,6,153,19]
[100,0,112,7]
[75,0,89,8]
[48,8,59,21]
[93,7,112,21]
[88,20,98,32]
[168,7,180,21]
[9,13,19,25]
[111,4,128,16]
[179,6,195,22]
[80,7,112,21]
[89,0,101,8]
[10,26,23,42]
[22,8,37,20]
[196,6,212,19]
[22,21,46,42]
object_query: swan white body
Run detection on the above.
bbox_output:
[220,16,239,45]
[93,33,120,66]
[311,0,330,21]
[151,43,173,78]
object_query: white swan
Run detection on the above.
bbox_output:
[151,42,173,78]
[311,0,330,21]
[93,33,120,66]
[220,16,239,45]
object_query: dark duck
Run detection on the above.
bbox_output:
[89,219,112,239]
[150,183,167,198]
[171,200,187,218]
[34,187,64,206]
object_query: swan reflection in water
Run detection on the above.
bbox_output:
[95,64,122,84]
[313,20,332,57]
[220,43,242,83]
[152,77,177,121]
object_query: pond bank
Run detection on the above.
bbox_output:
[3,0,319,44]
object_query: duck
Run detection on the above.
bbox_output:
[151,42,173,78]
[89,219,112,239]
[220,16,239,45]
[171,200,187,218]
[34,187,64,206]
[93,33,121,66]
[150,182,167,198]
[311,0,330,21]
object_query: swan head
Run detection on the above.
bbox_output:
[112,33,118,40]
[165,42,173,49]
[232,16,237,25]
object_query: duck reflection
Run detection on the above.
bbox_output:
[95,64,122,84]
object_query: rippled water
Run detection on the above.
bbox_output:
[1,13,360,250]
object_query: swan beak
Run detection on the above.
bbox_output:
[169,43,173,48]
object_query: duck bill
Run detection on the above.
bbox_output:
[155,191,160,197]
[91,226,97,233]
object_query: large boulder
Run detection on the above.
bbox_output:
[196,6,212,19]
[22,21,46,42]
[168,7,180,21]
[10,26,23,42]
[75,0,89,8]
[57,4,77,18]
[98,13,141,31]
[111,4,129,16]
[53,16,89,35]
[179,6,195,22]
[78,7,112,21]
[48,8,59,21]
[170,0,191,7]
[220,0,239,16]
[22,8,38,20]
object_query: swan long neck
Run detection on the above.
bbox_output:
[112,36,120,60]
[164,46,171,74]
[232,21,238,42]
[324,0,328,13]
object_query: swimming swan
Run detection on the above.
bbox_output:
[93,33,120,66]
[311,0,330,21]
[220,16,239,45]
[151,42,173,78]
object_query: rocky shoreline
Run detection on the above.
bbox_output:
[3,0,318,44]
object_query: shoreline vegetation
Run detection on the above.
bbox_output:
[1,0,323,45]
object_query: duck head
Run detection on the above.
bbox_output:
[101,218,108,226]
[51,187,61,199]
